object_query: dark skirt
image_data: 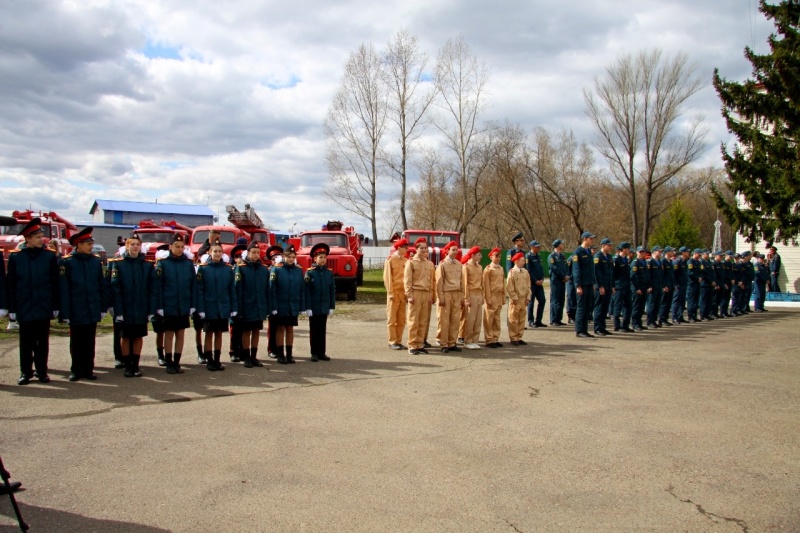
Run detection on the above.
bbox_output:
[121,323,149,339]
[163,315,190,331]
[240,320,264,331]
[203,318,229,333]
[192,312,205,331]
[151,315,166,334]
[272,315,298,327]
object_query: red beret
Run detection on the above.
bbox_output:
[394,238,409,249]
[488,247,501,257]
[511,252,524,263]
[468,246,481,256]
[414,237,427,247]
[443,241,458,253]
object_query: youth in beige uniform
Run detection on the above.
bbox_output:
[462,246,483,349]
[435,242,464,353]
[404,240,435,354]
[506,252,530,345]
[482,247,505,348]
[383,239,409,349]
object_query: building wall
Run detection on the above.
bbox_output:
[736,234,799,293]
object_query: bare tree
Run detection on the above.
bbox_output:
[408,146,454,230]
[584,49,708,246]
[324,42,387,243]
[434,35,490,243]
[382,28,437,231]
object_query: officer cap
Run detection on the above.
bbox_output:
[581,231,596,240]
[692,248,702,254]
[741,250,751,258]
[600,238,612,245]
[770,245,777,251]
[617,242,631,250]
[529,240,541,247]
[663,246,673,253]
[69,227,95,246]
[247,241,260,251]
[169,233,185,245]
[713,250,723,256]
[236,237,248,246]
[230,244,247,259]
[678,246,688,253]
[552,239,562,248]
[651,245,662,252]
[636,245,647,253]
[311,243,330,257]
[20,217,44,237]
[734,252,741,258]
[725,250,734,256]
[393,238,409,249]
[266,245,284,259]
[511,252,525,263]
[511,232,524,243]
[488,247,501,257]
[284,243,297,255]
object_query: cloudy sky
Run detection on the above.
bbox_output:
[0,0,773,236]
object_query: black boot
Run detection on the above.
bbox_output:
[123,356,135,378]
[173,353,184,374]
[165,353,177,374]
[243,347,254,368]
[251,347,264,367]
[286,345,295,364]
[157,347,166,367]
[214,350,224,371]
[132,354,142,377]
[276,346,287,364]
[197,345,206,364]
[229,349,240,363]
[115,358,125,369]
[205,351,216,371]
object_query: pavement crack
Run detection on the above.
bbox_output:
[528,386,539,398]
[666,485,750,532]
[503,518,524,532]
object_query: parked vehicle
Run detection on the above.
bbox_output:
[0,210,78,265]
[291,221,363,301]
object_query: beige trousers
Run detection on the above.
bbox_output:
[464,292,483,344]
[436,291,462,348]
[407,290,432,350]
[508,301,526,341]
[386,296,407,345]
[483,304,502,343]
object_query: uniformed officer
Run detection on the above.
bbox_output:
[506,252,530,345]
[630,246,651,330]
[768,245,781,292]
[482,247,505,348]
[719,251,734,317]
[506,232,525,272]
[611,242,633,332]
[671,247,690,324]
[235,241,271,368]
[753,254,769,312]
[152,244,169,365]
[730,252,745,315]
[645,246,666,328]
[197,241,237,371]
[572,231,596,338]
[592,238,614,336]
[6,218,60,384]
[711,251,727,319]
[525,241,546,328]
[462,246,483,350]
[109,235,157,377]
[155,233,196,374]
[383,238,409,350]
[225,243,247,363]
[404,238,436,355]
[435,241,464,353]
[742,250,755,313]
[60,227,109,382]
[686,249,702,323]
[305,243,336,361]
[658,247,675,326]
[699,250,715,321]
[548,240,568,326]
[265,245,284,357]
[269,243,305,364]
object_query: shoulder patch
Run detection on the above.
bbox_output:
[111,268,118,278]
[593,258,599,264]
[196,270,203,281]
[270,271,277,281]
[632,266,638,272]
[59,265,66,276]
[235,271,242,282]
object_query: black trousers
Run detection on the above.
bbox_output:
[550,282,565,324]
[527,284,546,324]
[574,285,593,334]
[113,321,123,359]
[593,288,612,333]
[671,284,687,322]
[646,289,662,325]
[267,316,277,354]
[566,282,577,319]
[612,288,631,330]
[70,323,98,376]
[19,319,51,377]
[309,314,328,356]
[632,290,647,327]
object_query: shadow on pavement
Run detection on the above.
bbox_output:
[0,501,169,533]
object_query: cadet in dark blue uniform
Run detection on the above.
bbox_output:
[525,240,546,328]
[565,252,577,325]
[768,245,781,292]
[548,240,568,326]
[60,227,109,382]
[235,241,270,368]
[269,243,305,364]
[265,245,284,357]
[699,250,716,321]
[592,238,614,336]
[686,249,702,322]
[197,241,237,371]
[753,255,769,312]
[630,246,651,330]
[155,234,196,374]
[572,231,596,338]
[671,247,690,323]
[711,251,725,318]
[658,247,675,326]
[226,243,247,364]
[730,253,744,315]
[305,243,336,361]
[6,218,60,384]
[611,242,633,332]
[742,251,755,313]
[505,232,526,273]
[645,246,665,328]
[110,235,157,377]
[719,251,734,317]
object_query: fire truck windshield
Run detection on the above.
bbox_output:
[137,231,175,243]
[406,233,454,247]
[250,232,268,243]
[194,230,237,245]
[0,224,51,237]
[302,234,347,248]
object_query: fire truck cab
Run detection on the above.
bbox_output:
[133,220,192,261]
[225,204,275,264]
[189,225,251,260]
[293,221,363,301]
[0,210,78,262]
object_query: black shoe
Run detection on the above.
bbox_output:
[688,319,698,323]
[252,357,264,367]
[86,374,98,381]
[114,359,125,369]
[286,355,296,364]
[268,352,278,358]
[534,323,548,328]
[37,374,51,383]
[198,355,207,364]
[124,367,135,378]
[576,333,591,338]
[624,328,636,333]
[17,374,32,385]
[207,361,217,371]
[613,328,621,332]
[594,331,606,337]
[640,325,648,330]
[318,354,331,361]
[310,354,319,362]
[487,342,498,349]
[441,347,450,354]
[409,349,422,355]
[633,327,643,332]
[418,348,429,354]
[517,340,528,346]
[662,321,673,326]
[277,355,287,364]
[243,357,254,368]
[423,341,432,349]
[230,354,241,362]
[157,357,166,367]
[528,322,536,329]
[0,481,22,494]
[389,344,402,350]
[510,340,520,346]
[68,373,80,381]
[494,342,504,348]
[450,346,462,352]
[602,330,612,335]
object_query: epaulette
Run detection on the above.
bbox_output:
[146,258,155,263]
[108,257,123,262]
[9,248,20,254]
[197,262,209,267]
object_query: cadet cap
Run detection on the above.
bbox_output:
[617,242,631,250]
[663,246,673,253]
[394,238,409,249]
[651,245,662,252]
[169,233,185,244]
[552,239,562,248]
[266,245,284,259]
[529,240,541,247]
[247,241,260,251]
[600,238,612,245]
[69,227,94,246]
[20,217,44,237]
[488,247,501,257]
[678,246,689,253]
[581,231,596,239]
[511,232,524,243]
[311,243,330,257]
[511,252,525,263]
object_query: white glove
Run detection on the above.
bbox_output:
[53,310,59,318]
[198,312,205,319]
[190,308,195,315]
[156,309,164,316]
[0,309,7,318]
[222,253,230,263]
[115,316,123,322]
[271,310,277,315]
[100,312,107,320]
[107,307,114,314]
[306,310,313,317]
[329,309,334,316]
[231,311,237,317]
[64,319,70,324]
[155,250,169,260]
[9,312,16,321]
[147,315,154,321]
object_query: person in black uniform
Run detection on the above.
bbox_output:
[548,240,568,326]
[226,243,247,363]
[699,250,716,321]
[592,238,614,336]
[720,251,734,317]
[269,243,305,364]
[155,234,196,374]
[658,247,676,326]
[6,218,60,384]
[505,232,526,273]
[572,231,596,338]
[686,249,702,322]
[197,241,237,371]
[742,251,755,313]
[60,227,109,381]
[671,247,690,324]
[768,245,781,292]
[645,246,666,328]
[611,242,633,332]
[711,251,727,318]
[235,241,270,368]
[630,246,651,330]
[110,235,157,377]
[753,254,769,311]
[525,240,546,328]
[265,245,284,358]
[305,243,336,361]
[109,244,125,370]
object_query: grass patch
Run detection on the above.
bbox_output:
[0,315,115,340]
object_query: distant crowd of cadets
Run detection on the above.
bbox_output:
[383,232,782,353]
[2,218,335,386]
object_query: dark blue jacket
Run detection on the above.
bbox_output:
[110,255,157,324]
[630,258,650,292]
[269,263,305,317]
[6,247,60,322]
[571,246,595,287]
[0,254,5,310]
[687,258,701,285]
[744,261,755,286]
[699,259,714,287]
[525,252,544,283]
[235,259,271,321]
[155,253,196,316]
[304,264,336,315]
[59,251,108,325]
[713,260,725,287]
[593,251,613,290]
[731,261,743,285]
[672,257,687,290]
[647,257,664,291]
[506,246,525,272]
[549,252,568,285]
[613,254,630,290]
[769,253,781,274]
[755,262,769,283]
[662,258,675,291]
[196,260,236,320]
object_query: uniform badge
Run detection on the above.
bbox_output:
[304,275,311,284]
[593,258,599,264]
[688,264,693,269]
[59,265,66,276]
[270,272,277,281]
[632,267,638,272]
[111,269,118,278]
[197,271,203,281]
[506,254,511,261]
[156,268,162,277]
[235,272,242,282]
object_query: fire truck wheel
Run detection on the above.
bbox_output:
[347,280,357,301]
[356,261,364,286]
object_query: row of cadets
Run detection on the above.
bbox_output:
[269,243,305,364]
[196,240,237,371]
[304,242,336,361]
[461,246,483,350]
[435,241,463,353]
[482,248,505,348]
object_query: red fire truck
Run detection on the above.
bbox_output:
[0,210,78,262]
[133,220,192,261]
[292,221,363,301]
[225,204,274,264]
